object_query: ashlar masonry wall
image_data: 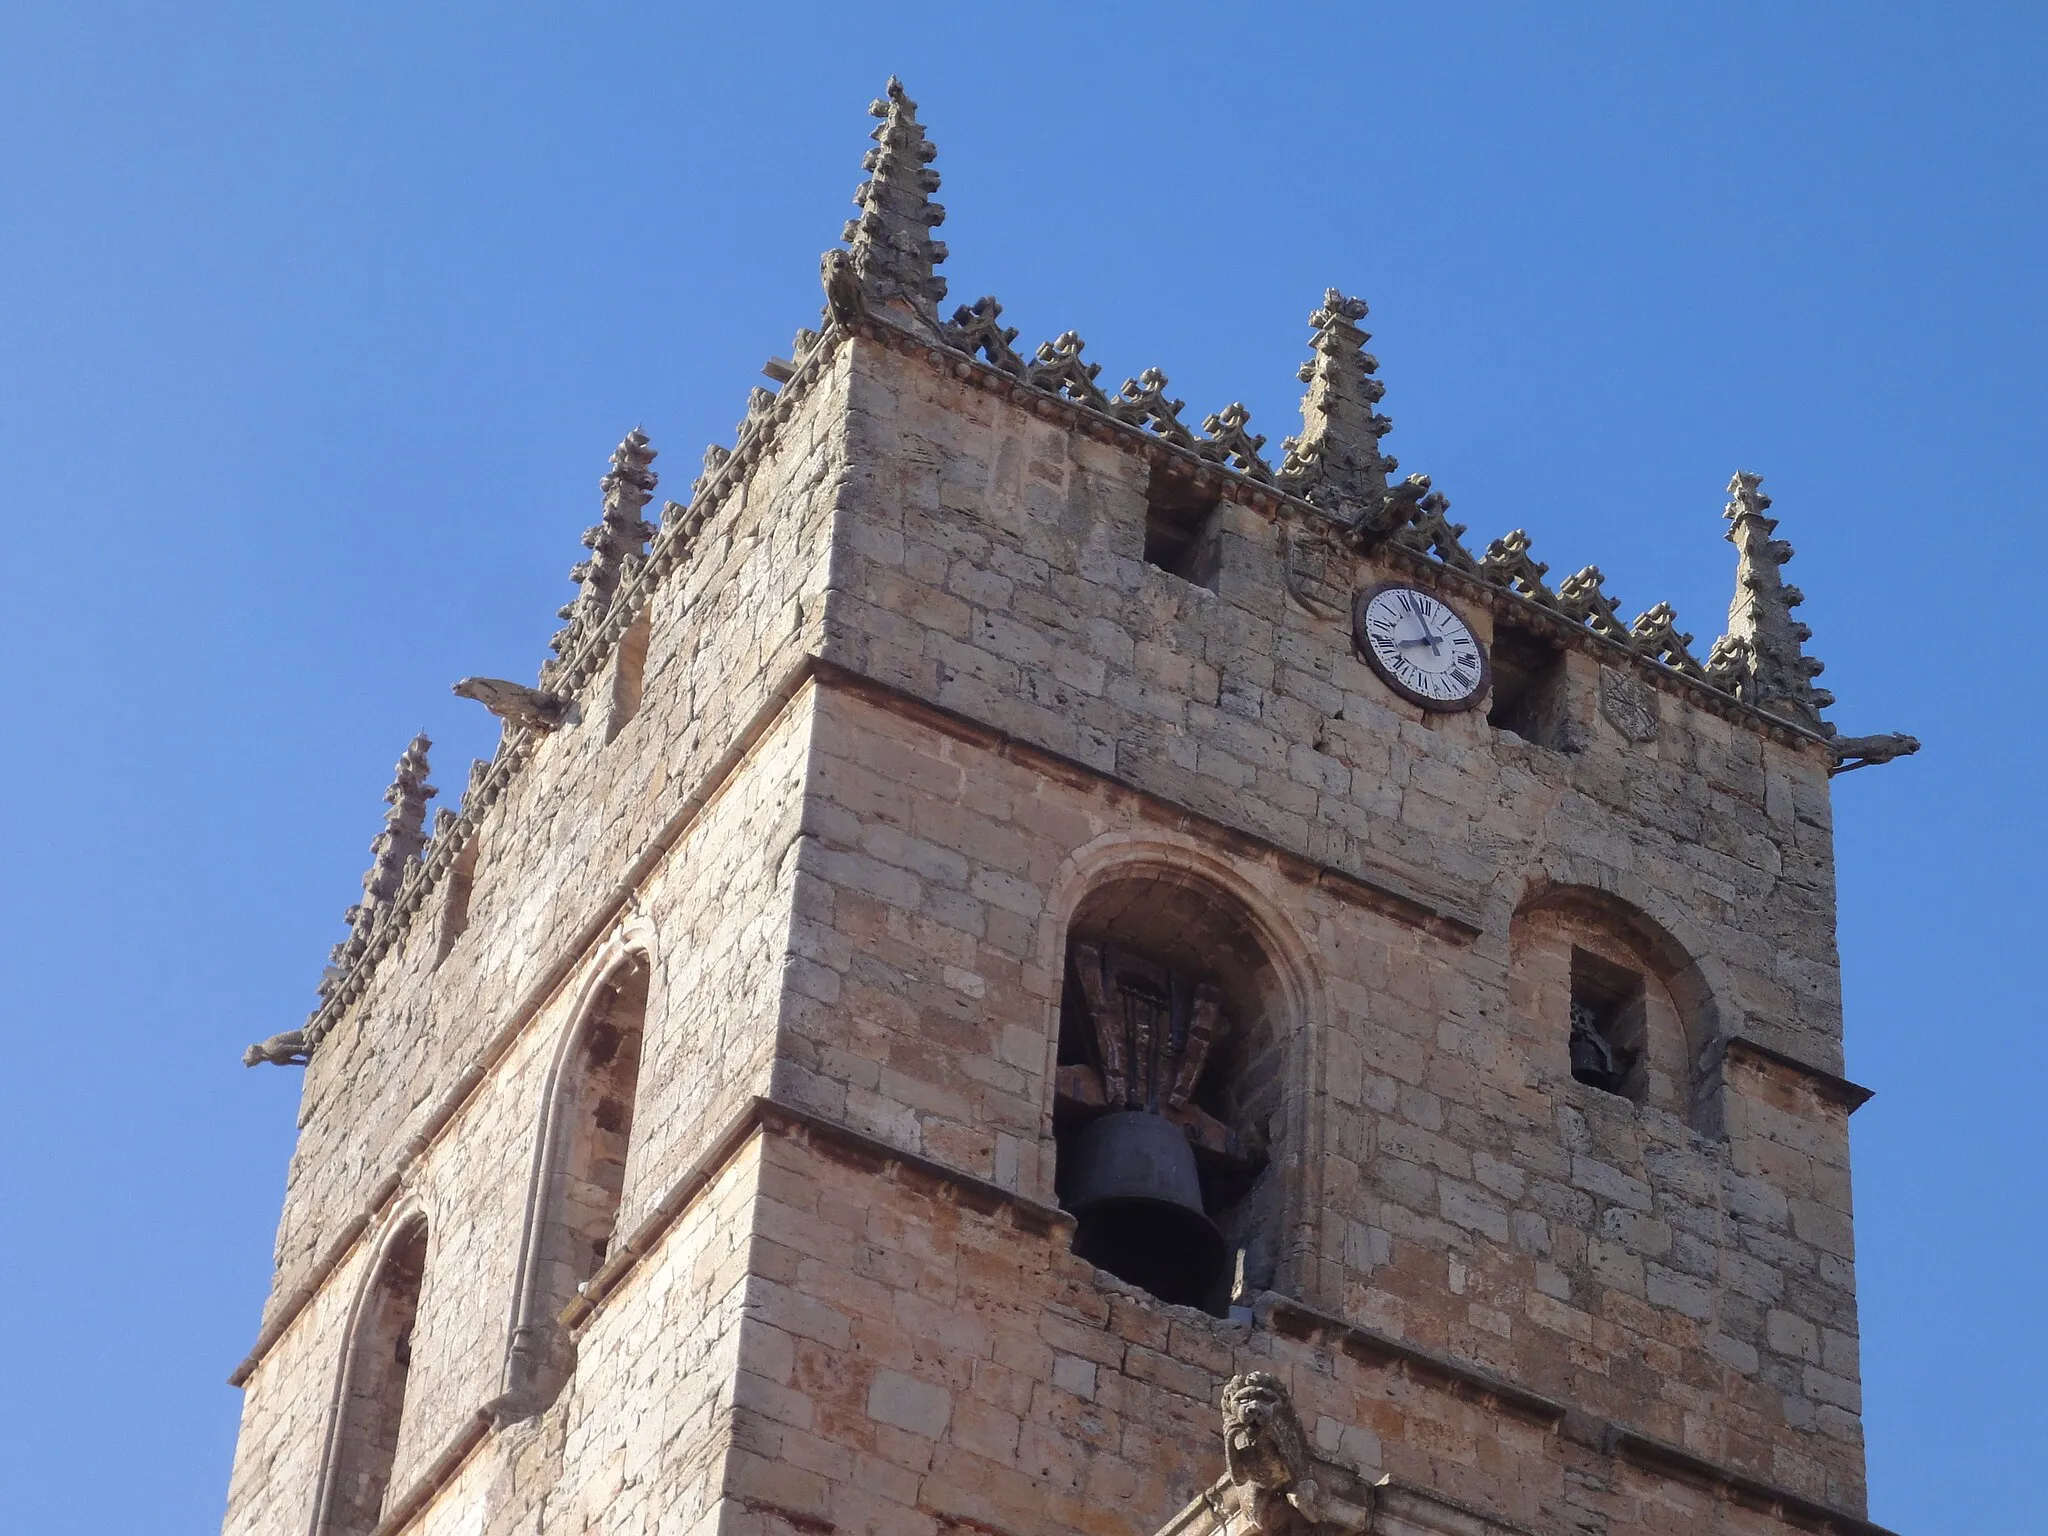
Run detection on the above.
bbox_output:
[223,328,1874,1536]
[784,335,1867,1514]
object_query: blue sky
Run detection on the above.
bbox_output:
[1,4,2040,1531]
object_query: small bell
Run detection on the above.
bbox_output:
[1063,1110,1226,1307]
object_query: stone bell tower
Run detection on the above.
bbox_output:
[221,79,1914,1536]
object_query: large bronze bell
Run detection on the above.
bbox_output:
[1064,1110,1226,1307]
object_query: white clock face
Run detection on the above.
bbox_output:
[1356,585,1489,710]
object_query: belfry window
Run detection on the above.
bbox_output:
[1487,620,1570,747]
[500,956,650,1416]
[1568,947,1647,1102]
[1142,462,1224,589]
[316,1216,429,1536]
[1053,875,1286,1314]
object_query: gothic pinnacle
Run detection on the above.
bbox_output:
[322,732,436,997]
[363,732,436,909]
[829,76,948,336]
[1279,289,1426,546]
[552,428,659,655]
[1720,471,1834,732]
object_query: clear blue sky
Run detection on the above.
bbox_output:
[1,5,2039,1531]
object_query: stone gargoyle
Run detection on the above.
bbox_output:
[242,1029,310,1067]
[1221,1371,1327,1536]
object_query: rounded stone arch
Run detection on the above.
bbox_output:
[1038,831,1327,1310]
[1501,857,1735,1132]
[309,1195,434,1536]
[494,910,659,1420]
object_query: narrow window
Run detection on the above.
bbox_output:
[1487,621,1571,747]
[605,608,651,743]
[1142,463,1224,589]
[317,1216,429,1536]
[434,833,480,965]
[1568,946,1647,1102]
[501,958,650,1415]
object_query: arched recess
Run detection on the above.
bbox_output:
[1509,876,1726,1132]
[1041,836,1320,1314]
[494,917,655,1420]
[308,1203,431,1536]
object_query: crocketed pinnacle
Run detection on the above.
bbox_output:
[1279,290,1406,540]
[555,428,658,649]
[1722,472,1834,731]
[324,733,437,993]
[838,77,948,333]
[362,732,437,908]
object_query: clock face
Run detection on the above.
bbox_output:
[1354,584,1490,711]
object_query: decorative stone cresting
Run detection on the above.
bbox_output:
[299,733,435,1030]
[277,77,1921,1060]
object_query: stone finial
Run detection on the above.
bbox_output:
[1220,1373,1325,1536]
[321,733,436,997]
[833,77,948,335]
[553,429,659,655]
[1721,471,1834,731]
[363,733,436,908]
[1280,290,1419,544]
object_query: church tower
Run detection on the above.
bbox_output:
[222,80,1914,1536]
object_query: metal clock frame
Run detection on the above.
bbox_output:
[1352,581,1492,714]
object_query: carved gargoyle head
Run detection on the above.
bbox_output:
[1222,1371,1309,1492]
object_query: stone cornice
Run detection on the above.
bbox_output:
[1719,1034,1876,1111]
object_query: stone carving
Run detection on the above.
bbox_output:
[1280,524,1348,618]
[1221,1372,1325,1536]
[1198,402,1274,482]
[820,248,866,327]
[1023,332,1113,412]
[835,77,948,333]
[1478,529,1559,607]
[242,1028,310,1068]
[1721,471,1834,730]
[1391,490,1480,572]
[452,678,571,733]
[941,296,1026,375]
[1110,367,1198,448]
[552,429,659,657]
[1829,731,1922,775]
[1629,602,1708,681]
[689,444,732,506]
[321,734,437,1001]
[1598,667,1660,743]
[1279,289,1418,545]
[1556,566,1633,645]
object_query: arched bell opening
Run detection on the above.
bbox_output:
[312,1212,430,1536]
[495,949,651,1420]
[1053,870,1290,1314]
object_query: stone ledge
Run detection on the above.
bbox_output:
[814,661,1485,944]
[564,1093,1071,1330]
[1257,1294,1569,1426]
[1608,1427,1895,1536]
[1720,1035,1875,1111]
